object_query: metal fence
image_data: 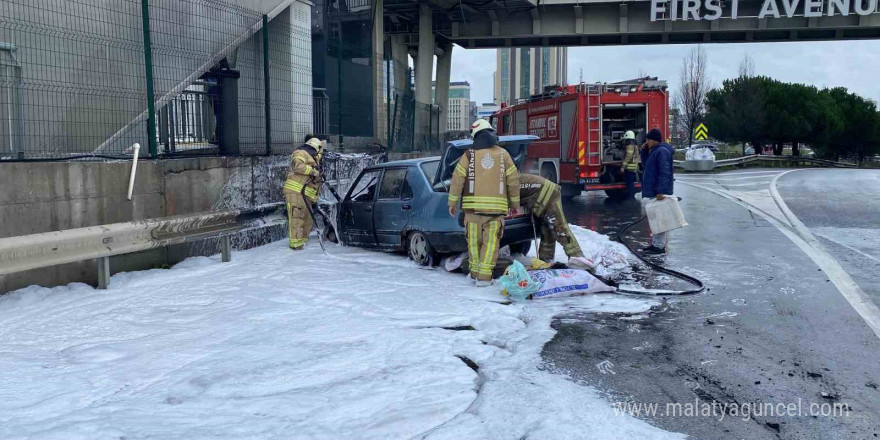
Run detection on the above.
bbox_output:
[0,0,313,161]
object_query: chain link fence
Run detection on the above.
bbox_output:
[0,0,312,161]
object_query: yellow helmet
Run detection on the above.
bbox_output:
[306,137,323,156]
[471,119,493,137]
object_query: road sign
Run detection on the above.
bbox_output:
[694,123,709,141]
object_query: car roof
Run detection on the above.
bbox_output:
[364,156,440,171]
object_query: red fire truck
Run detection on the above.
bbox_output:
[491,78,669,199]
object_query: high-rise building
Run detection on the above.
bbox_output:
[433,81,473,132]
[493,48,568,106]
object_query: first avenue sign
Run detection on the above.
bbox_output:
[650,0,879,21]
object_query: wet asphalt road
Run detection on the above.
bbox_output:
[544,169,880,440]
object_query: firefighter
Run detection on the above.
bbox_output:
[519,174,592,270]
[283,137,324,250]
[448,119,520,287]
[620,130,640,198]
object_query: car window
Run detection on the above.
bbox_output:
[378,168,410,200]
[349,170,380,202]
[420,160,440,184]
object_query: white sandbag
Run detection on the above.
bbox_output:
[529,269,616,299]
[645,197,688,235]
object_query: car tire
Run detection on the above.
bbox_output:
[508,241,532,256]
[407,231,438,267]
[322,225,338,244]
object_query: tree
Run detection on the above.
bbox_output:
[675,46,710,148]
[738,54,756,78]
[705,76,768,155]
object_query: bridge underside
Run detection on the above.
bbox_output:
[385,0,880,48]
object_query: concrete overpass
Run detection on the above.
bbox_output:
[373,0,878,145]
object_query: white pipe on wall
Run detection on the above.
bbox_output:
[127,143,140,201]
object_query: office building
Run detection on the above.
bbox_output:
[494,48,568,105]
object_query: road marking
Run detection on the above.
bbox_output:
[680,174,880,341]
[813,232,880,265]
[769,170,880,340]
[679,170,784,178]
[716,181,775,187]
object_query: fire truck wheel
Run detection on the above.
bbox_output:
[540,162,558,184]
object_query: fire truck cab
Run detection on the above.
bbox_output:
[491,78,669,199]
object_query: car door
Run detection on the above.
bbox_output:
[373,167,414,249]
[339,169,381,248]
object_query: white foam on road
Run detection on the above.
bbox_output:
[0,229,681,440]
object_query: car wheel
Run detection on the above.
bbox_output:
[408,231,438,267]
[322,225,338,244]
[508,241,532,256]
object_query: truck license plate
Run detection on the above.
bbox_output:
[579,178,600,184]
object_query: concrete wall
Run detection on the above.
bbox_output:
[0,156,290,293]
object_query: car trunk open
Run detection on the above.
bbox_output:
[433,135,539,187]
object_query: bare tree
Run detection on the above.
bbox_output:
[738,54,755,78]
[675,46,710,148]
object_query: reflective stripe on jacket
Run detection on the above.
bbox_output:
[518,173,558,217]
[448,146,519,215]
[622,144,640,172]
[284,149,321,202]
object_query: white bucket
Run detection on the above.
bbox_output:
[644,197,688,235]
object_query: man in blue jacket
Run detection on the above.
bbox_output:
[640,128,675,254]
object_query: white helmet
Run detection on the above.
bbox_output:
[471,119,493,137]
[623,130,636,140]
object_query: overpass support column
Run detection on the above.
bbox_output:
[372,0,386,144]
[415,2,435,149]
[389,35,407,98]
[435,43,452,138]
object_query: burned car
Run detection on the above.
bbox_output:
[325,135,539,265]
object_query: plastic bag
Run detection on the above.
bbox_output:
[530,269,616,299]
[686,147,715,161]
[499,260,542,301]
[645,197,688,235]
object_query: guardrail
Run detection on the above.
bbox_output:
[0,203,285,290]
[674,155,859,170]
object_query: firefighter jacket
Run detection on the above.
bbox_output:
[622,142,640,172]
[284,145,322,202]
[518,173,558,217]
[448,142,520,215]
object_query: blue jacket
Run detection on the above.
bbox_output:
[641,142,674,198]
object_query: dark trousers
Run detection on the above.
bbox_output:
[624,170,637,198]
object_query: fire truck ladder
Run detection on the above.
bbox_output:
[585,85,602,168]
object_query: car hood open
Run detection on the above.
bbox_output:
[433,135,539,186]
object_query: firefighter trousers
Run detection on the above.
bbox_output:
[284,191,313,250]
[464,213,505,281]
[537,198,584,262]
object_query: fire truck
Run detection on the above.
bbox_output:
[491,78,669,199]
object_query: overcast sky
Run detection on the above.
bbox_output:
[445,40,880,107]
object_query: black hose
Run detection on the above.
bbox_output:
[611,215,706,296]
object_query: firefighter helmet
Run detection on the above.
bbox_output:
[623,130,636,140]
[306,137,323,154]
[471,119,493,137]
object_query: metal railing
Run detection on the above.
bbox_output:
[0,203,285,290]
[674,155,859,170]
